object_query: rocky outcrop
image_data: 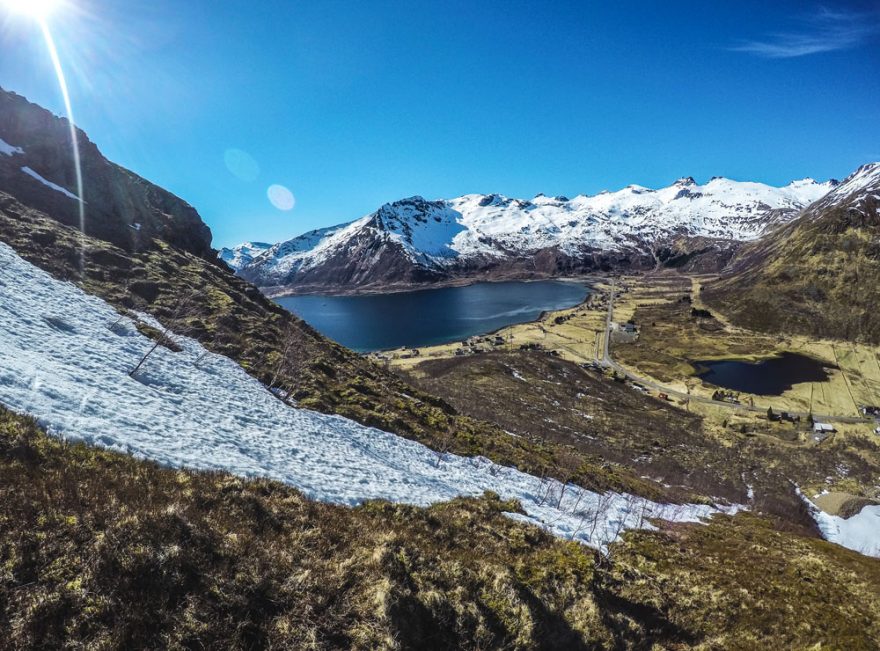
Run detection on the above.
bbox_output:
[0,88,213,259]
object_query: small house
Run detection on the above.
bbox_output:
[813,422,836,434]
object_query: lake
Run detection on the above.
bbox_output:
[695,352,834,396]
[275,280,589,352]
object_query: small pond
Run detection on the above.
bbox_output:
[694,352,835,396]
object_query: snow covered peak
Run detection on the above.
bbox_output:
[219,241,273,271]
[845,162,880,188]
[785,177,838,194]
[233,167,858,290]
[808,162,880,213]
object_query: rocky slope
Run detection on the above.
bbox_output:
[703,162,880,343]
[230,176,836,294]
[0,88,212,258]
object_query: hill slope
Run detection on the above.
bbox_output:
[6,405,880,650]
[2,88,879,649]
[703,163,880,343]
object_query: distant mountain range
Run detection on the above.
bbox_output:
[222,174,841,294]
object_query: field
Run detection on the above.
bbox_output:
[386,272,880,508]
[385,272,880,427]
[613,273,880,420]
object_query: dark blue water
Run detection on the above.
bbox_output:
[276,281,589,352]
[695,352,833,396]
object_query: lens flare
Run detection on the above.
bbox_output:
[224,148,260,182]
[3,0,86,273]
[268,184,295,211]
[39,17,86,273]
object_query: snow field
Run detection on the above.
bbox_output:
[796,487,880,557]
[0,241,741,551]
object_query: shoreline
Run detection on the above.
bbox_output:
[363,286,598,355]
[263,272,609,299]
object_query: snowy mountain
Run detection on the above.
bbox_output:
[234,175,838,294]
[704,162,880,343]
[219,241,272,271]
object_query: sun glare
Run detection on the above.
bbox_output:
[1,0,60,18]
[2,0,85,271]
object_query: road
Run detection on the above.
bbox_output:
[598,279,870,425]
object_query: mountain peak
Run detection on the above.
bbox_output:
[229,162,874,291]
[219,241,272,271]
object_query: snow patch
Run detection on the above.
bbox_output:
[796,486,880,558]
[20,166,80,201]
[0,242,740,551]
[0,137,24,156]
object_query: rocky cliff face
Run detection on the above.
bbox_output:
[0,88,213,259]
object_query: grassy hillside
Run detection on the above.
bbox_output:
[704,167,880,344]
[0,191,667,501]
[3,405,880,650]
[400,349,880,530]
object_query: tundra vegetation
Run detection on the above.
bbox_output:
[3,405,880,650]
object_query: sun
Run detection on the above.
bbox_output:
[1,0,61,18]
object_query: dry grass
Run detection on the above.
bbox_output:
[3,406,879,649]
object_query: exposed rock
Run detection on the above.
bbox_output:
[0,88,213,259]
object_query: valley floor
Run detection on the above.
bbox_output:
[385,271,880,425]
[384,271,880,550]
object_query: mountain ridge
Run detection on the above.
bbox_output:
[227,173,840,294]
[702,161,880,343]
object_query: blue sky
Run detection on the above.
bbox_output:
[1,0,878,248]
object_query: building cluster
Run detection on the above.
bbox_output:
[860,406,880,435]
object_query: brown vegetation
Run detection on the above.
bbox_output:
[704,195,880,344]
[3,405,879,649]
